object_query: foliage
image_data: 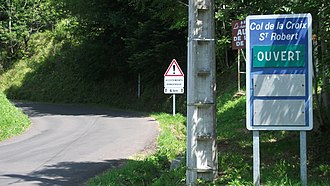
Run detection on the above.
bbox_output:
[51,0,188,85]
[0,92,30,141]
[214,0,330,131]
[0,0,62,71]
[2,0,327,128]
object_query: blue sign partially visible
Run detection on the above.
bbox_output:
[246,14,313,131]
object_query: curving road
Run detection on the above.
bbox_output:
[0,102,159,186]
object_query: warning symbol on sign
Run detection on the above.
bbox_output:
[164,59,184,94]
[164,59,184,76]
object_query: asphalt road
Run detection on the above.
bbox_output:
[0,102,159,186]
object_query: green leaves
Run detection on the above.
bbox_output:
[0,92,30,141]
[0,0,62,71]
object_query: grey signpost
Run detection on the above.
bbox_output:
[246,14,313,186]
[187,0,217,185]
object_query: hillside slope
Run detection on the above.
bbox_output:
[0,31,186,114]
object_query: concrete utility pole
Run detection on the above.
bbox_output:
[187,0,217,185]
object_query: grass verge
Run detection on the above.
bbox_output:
[0,92,30,141]
[87,113,186,186]
[88,68,330,185]
[215,86,330,185]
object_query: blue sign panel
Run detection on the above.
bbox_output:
[246,14,313,130]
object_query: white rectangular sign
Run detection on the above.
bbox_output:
[164,59,184,94]
[164,76,184,94]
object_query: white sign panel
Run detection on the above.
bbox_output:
[164,59,184,94]
[254,100,305,126]
[253,74,306,97]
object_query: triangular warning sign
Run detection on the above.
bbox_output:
[164,59,184,76]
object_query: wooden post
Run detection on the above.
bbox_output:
[238,49,241,92]
[138,73,141,98]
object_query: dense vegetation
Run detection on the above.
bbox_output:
[0,0,330,185]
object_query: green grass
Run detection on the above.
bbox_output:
[0,92,30,141]
[213,73,330,185]
[87,113,186,186]
[87,68,330,185]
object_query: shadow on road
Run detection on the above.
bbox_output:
[13,102,147,118]
[4,159,127,186]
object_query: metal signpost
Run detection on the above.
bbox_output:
[164,59,184,116]
[246,14,313,186]
[187,0,217,185]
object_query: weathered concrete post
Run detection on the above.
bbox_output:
[187,0,217,185]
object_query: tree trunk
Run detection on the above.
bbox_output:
[319,1,330,131]
[8,0,14,56]
[312,33,323,131]
[320,68,330,130]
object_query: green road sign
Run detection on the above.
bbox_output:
[253,45,305,68]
